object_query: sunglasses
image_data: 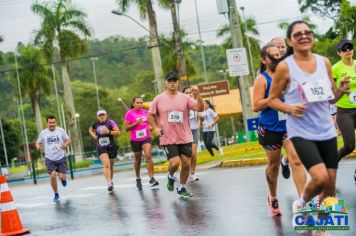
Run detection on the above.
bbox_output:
[292,30,314,41]
[167,79,178,83]
[340,44,353,52]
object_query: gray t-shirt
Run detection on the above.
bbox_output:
[37,127,70,161]
[200,108,217,132]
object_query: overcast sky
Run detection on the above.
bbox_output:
[0,0,351,52]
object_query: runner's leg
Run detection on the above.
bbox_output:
[134,151,142,179]
[283,139,306,196]
[100,153,112,183]
[142,143,154,178]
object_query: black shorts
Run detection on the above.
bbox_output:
[45,158,67,174]
[97,145,118,159]
[163,143,192,160]
[131,138,151,153]
[257,126,287,151]
[290,137,338,170]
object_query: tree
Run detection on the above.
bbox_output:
[0,118,21,165]
[116,0,169,92]
[32,0,92,160]
[335,0,356,39]
[298,0,341,19]
[16,44,51,134]
[159,31,196,77]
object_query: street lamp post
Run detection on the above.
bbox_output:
[14,53,31,162]
[51,64,64,127]
[240,6,255,79]
[194,0,208,83]
[118,98,129,110]
[91,57,101,110]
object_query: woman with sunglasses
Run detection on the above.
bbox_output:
[89,109,120,192]
[183,86,200,181]
[124,96,159,190]
[332,39,356,183]
[268,21,349,216]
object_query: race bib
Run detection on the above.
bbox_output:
[135,129,147,139]
[168,111,183,123]
[302,79,334,102]
[50,144,61,153]
[98,137,110,146]
[349,91,356,103]
[278,111,287,121]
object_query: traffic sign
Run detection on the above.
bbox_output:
[247,117,259,131]
[226,48,250,77]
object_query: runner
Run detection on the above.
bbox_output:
[268,21,350,215]
[271,36,292,178]
[148,72,204,198]
[332,39,356,183]
[271,37,287,56]
[199,100,222,157]
[36,115,71,202]
[253,44,306,216]
[89,109,120,192]
[124,96,159,190]
[183,86,200,181]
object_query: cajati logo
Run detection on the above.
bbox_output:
[293,197,350,231]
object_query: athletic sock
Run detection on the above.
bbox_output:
[168,173,174,179]
[281,155,288,166]
[178,184,184,190]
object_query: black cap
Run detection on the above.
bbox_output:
[165,72,179,80]
[337,39,353,52]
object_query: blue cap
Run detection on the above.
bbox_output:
[337,39,353,51]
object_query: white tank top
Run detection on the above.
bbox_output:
[284,54,336,140]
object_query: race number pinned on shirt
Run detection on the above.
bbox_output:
[278,111,287,121]
[302,79,334,102]
[349,92,356,103]
[135,129,147,139]
[168,111,183,123]
[50,144,61,153]
[98,137,110,146]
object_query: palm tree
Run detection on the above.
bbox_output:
[116,0,170,92]
[32,0,91,160]
[159,30,196,77]
[17,44,51,134]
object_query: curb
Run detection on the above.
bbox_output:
[154,150,356,172]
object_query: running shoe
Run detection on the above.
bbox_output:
[177,187,193,198]
[107,182,114,192]
[61,180,67,187]
[149,177,159,188]
[53,193,60,202]
[167,174,174,192]
[280,156,290,179]
[268,194,282,216]
[136,178,142,190]
[218,148,224,155]
[189,174,200,182]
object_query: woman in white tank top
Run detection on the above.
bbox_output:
[268,20,350,222]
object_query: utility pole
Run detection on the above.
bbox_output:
[194,0,208,83]
[91,57,101,110]
[169,0,189,87]
[227,0,253,141]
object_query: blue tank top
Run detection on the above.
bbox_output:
[259,71,286,132]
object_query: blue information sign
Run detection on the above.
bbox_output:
[247,117,259,131]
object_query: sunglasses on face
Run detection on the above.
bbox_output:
[292,30,314,40]
[167,79,178,83]
[340,44,353,52]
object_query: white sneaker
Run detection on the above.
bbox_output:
[218,148,224,155]
[189,174,200,182]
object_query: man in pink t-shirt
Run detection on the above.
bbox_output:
[149,72,204,198]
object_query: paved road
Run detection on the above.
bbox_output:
[9,161,356,236]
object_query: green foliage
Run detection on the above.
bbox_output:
[0,118,21,165]
[335,0,356,38]
[298,0,341,19]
